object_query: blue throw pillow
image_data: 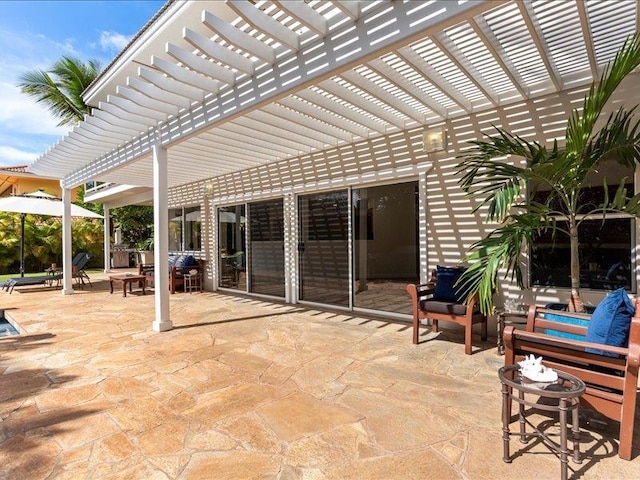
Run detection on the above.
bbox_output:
[175,255,196,269]
[434,266,466,303]
[585,288,634,357]
[168,255,179,271]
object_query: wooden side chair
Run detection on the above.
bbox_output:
[406,266,487,355]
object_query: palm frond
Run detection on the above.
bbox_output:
[566,33,640,157]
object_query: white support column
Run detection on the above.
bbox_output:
[103,206,111,273]
[152,134,172,332]
[283,192,296,303]
[61,186,74,294]
[419,172,429,284]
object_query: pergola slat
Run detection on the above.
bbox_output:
[182,28,254,76]
[138,66,206,101]
[127,76,193,110]
[277,96,369,139]
[227,1,300,51]
[202,10,275,64]
[166,42,237,85]
[273,0,328,38]
[151,55,221,93]
[263,102,353,143]
[116,85,181,116]
[295,89,386,134]
[99,100,164,125]
[107,94,170,122]
[91,109,149,135]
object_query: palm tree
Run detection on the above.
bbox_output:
[18,56,100,125]
[455,33,640,315]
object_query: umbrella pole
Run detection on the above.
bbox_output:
[20,213,25,277]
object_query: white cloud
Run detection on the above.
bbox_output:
[99,31,131,52]
[0,146,40,166]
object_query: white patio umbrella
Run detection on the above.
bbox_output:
[0,191,102,277]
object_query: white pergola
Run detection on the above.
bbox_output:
[28,0,640,330]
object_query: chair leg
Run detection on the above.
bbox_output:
[465,321,473,355]
[618,370,638,460]
[412,314,420,344]
[432,319,439,333]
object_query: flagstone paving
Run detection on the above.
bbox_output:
[0,271,638,479]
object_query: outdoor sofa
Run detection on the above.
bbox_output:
[138,254,205,293]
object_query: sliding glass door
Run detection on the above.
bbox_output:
[248,200,285,297]
[352,181,419,314]
[298,190,350,307]
[218,205,246,290]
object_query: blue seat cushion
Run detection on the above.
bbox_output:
[585,288,634,357]
[542,313,589,341]
[433,265,466,303]
[168,255,180,271]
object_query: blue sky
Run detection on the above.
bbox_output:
[0,0,165,167]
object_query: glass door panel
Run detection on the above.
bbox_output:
[218,205,246,290]
[249,199,285,297]
[353,181,419,314]
[298,190,349,306]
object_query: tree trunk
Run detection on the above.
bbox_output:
[568,219,585,313]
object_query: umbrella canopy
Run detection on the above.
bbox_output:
[0,195,102,218]
[0,192,102,277]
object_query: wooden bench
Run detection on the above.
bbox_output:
[406,272,487,355]
[503,304,640,460]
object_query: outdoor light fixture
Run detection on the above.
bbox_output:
[423,127,446,153]
[203,183,214,195]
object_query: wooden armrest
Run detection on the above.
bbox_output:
[510,328,630,357]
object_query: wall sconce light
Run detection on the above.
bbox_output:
[423,127,447,153]
[203,183,214,195]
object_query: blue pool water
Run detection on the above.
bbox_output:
[0,317,19,337]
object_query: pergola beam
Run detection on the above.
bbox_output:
[166,42,237,85]
[335,1,361,21]
[469,16,529,99]
[575,0,599,80]
[430,33,500,107]
[277,96,369,138]
[295,89,386,134]
[319,78,407,129]
[368,55,456,117]
[517,1,563,91]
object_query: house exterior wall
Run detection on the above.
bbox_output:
[0,176,80,201]
[166,72,640,319]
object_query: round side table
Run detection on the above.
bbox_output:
[499,365,586,480]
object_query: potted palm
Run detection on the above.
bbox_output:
[456,34,640,314]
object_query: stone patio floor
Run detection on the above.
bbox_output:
[0,271,638,479]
